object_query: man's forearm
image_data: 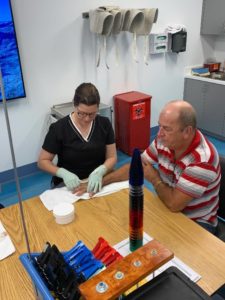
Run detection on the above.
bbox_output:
[102,163,178,212]
[152,180,191,212]
[73,164,130,196]
[153,181,176,211]
[143,165,182,212]
[103,163,130,186]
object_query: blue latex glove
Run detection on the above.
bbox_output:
[87,165,107,193]
[56,168,81,190]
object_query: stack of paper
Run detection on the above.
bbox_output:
[0,221,15,260]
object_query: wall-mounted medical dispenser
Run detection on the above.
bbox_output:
[171,30,187,53]
[149,33,168,54]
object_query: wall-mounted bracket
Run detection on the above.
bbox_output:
[82,12,89,19]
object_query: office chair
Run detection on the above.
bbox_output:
[216,155,225,242]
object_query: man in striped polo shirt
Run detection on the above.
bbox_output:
[101,100,221,234]
[141,100,221,234]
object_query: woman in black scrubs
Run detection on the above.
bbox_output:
[38,82,117,194]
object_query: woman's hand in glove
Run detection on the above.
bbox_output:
[87,165,107,193]
[56,168,81,191]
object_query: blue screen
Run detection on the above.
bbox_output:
[0,0,26,101]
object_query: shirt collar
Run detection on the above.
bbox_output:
[175,129,201,161]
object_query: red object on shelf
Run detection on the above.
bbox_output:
[114,91,151,156]
[203,62,221,72]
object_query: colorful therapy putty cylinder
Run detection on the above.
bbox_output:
[129,148,144,252]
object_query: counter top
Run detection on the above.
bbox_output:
[184,66,225,85]
[185,74,225,85]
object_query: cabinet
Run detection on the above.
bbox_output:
[183,78,225,139]
[201,0,225,35]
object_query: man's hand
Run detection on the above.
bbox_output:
[73,182,96,198]
[142,160,193,212]
[142,160,161,185]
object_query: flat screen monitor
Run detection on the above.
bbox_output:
[0,0,26,101]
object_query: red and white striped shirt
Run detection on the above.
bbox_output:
[142,130,221,226]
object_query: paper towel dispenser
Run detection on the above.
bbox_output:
[171,31,187,53]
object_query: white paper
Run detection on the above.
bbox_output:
[40,181,129,211]
[113,232,201,283]
[0,221,15,260]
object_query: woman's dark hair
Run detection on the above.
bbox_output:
[73,83,100,107]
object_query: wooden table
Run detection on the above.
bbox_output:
[1,188,225,299]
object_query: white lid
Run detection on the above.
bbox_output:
[53,203,74,218]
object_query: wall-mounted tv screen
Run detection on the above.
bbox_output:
[0,0,26,101]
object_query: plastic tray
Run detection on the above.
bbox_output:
[125,266,211,300]
[20,253,54,300]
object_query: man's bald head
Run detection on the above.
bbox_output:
[162,100,197,130]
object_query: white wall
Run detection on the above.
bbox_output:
[0,0,217,173]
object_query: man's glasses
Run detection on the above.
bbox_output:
[76,108,98,119]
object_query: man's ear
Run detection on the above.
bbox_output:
[183,126,193,138]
